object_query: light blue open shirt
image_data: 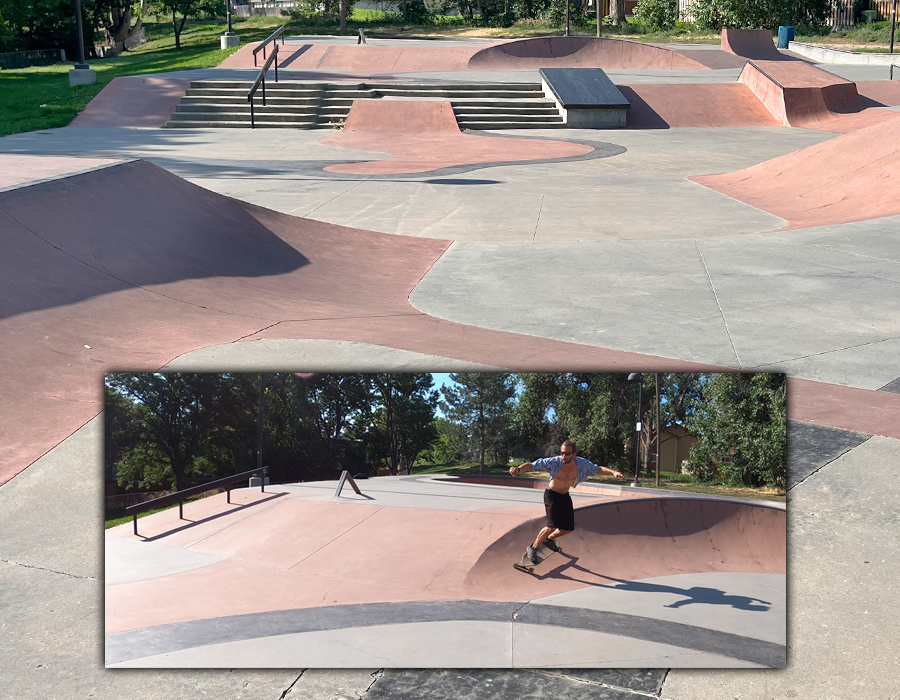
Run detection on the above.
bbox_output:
[531,456,601,487]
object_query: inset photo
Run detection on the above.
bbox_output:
[104,371,786,668]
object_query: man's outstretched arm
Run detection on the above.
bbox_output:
[509,462,536,476]
[597,465,626,480]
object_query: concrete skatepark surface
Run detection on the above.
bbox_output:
[2,32,900,700]
[104,476,785,668]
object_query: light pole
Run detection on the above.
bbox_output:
[627,373,643,487]
[891,0,898,79]
[257,373,266,471]
[565,0,571,36]
[74,0,88,68]
[221,0,240,49]
[69,0,96,85]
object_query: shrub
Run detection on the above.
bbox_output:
[633,0,678,31]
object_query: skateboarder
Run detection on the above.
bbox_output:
[509,440,624,565]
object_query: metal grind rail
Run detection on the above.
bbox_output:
[126,467,268,536]
[253,25,285,67]
[248,45,279,128]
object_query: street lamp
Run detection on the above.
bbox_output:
[69,0,97,86]
[627,373,643,487]
[891,0,898,79]
[257,373,266,471]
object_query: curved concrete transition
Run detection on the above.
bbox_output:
[620,83,779,128]
[319,100,597,175]
[464,497,785,600]
[469,37,709,70]
[691,114,900,230]
[720,28,786,61]
[739,59,900,132]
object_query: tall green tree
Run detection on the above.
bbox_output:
[106,372,224,490]
[363,374,438,475]
[684,373,786,487]
[148,0,215,49]
[440,373,517,474]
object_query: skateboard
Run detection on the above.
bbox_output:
[513,542,560,574]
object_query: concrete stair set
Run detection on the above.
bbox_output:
[165,80,564,129]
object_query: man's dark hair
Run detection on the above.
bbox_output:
[562,439,577,453]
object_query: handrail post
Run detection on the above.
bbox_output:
[262,467,267,493]
[250,98,255,128]
[262,74,266,106]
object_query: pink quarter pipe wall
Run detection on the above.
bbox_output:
[465,497,785,600]
[468,37,709,70]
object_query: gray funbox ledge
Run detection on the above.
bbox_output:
[539,67,630,128]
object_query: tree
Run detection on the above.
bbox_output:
[440,373,517,474]
[688,0,829,31]
[610,0,627,25]
[149,0,208,49]
[684,373,786,487]
[106,373,224,491]
[362,374,439,475]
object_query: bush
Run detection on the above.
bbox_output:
[687,0,829,31]
[633,0,678,30]
[543,0,590,27]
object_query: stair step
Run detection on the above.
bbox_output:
[459,121,566,130]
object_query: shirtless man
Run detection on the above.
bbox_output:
[509,439,624,565]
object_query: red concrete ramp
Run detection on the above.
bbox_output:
[70,76,190,128]
[0,159,451,485]
[691,114,900,229]
[339,98,460,134]
[319,100,592,175]
[720,28,784,61]
[737,60,896,132]
[621,83,779,128]
[468,36,708,70]
[465,497,785,600]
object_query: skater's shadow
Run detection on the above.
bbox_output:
[533,557,772,612]
[598,576,773,612]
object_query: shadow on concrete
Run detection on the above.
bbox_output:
[136,491,288,542]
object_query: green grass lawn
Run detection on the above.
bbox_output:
[0,16,284,137]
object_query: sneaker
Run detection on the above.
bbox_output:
[543,538,561,553]
[526,545,539,565]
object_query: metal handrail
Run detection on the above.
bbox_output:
[253,25,285,66]
[126,466,268,536]
[247,44,279,129]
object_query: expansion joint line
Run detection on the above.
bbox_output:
[532,669,665,699]
[303,177,372,217]
[279,670,305,699]
[533,195,545,242]
[0,557,99,581]
[695,240,742,369]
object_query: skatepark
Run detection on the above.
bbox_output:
[1,26,899,700]
[104,474,785,668]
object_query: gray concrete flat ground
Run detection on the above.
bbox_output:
[2,43,899,699]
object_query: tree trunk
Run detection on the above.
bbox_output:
[339,0,348,35]
[610,0,627,24]
[172,9,180,50]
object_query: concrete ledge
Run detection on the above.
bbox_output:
[788,41,900,65]
[539,67,629,129]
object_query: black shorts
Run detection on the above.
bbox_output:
[544,488,575,531]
